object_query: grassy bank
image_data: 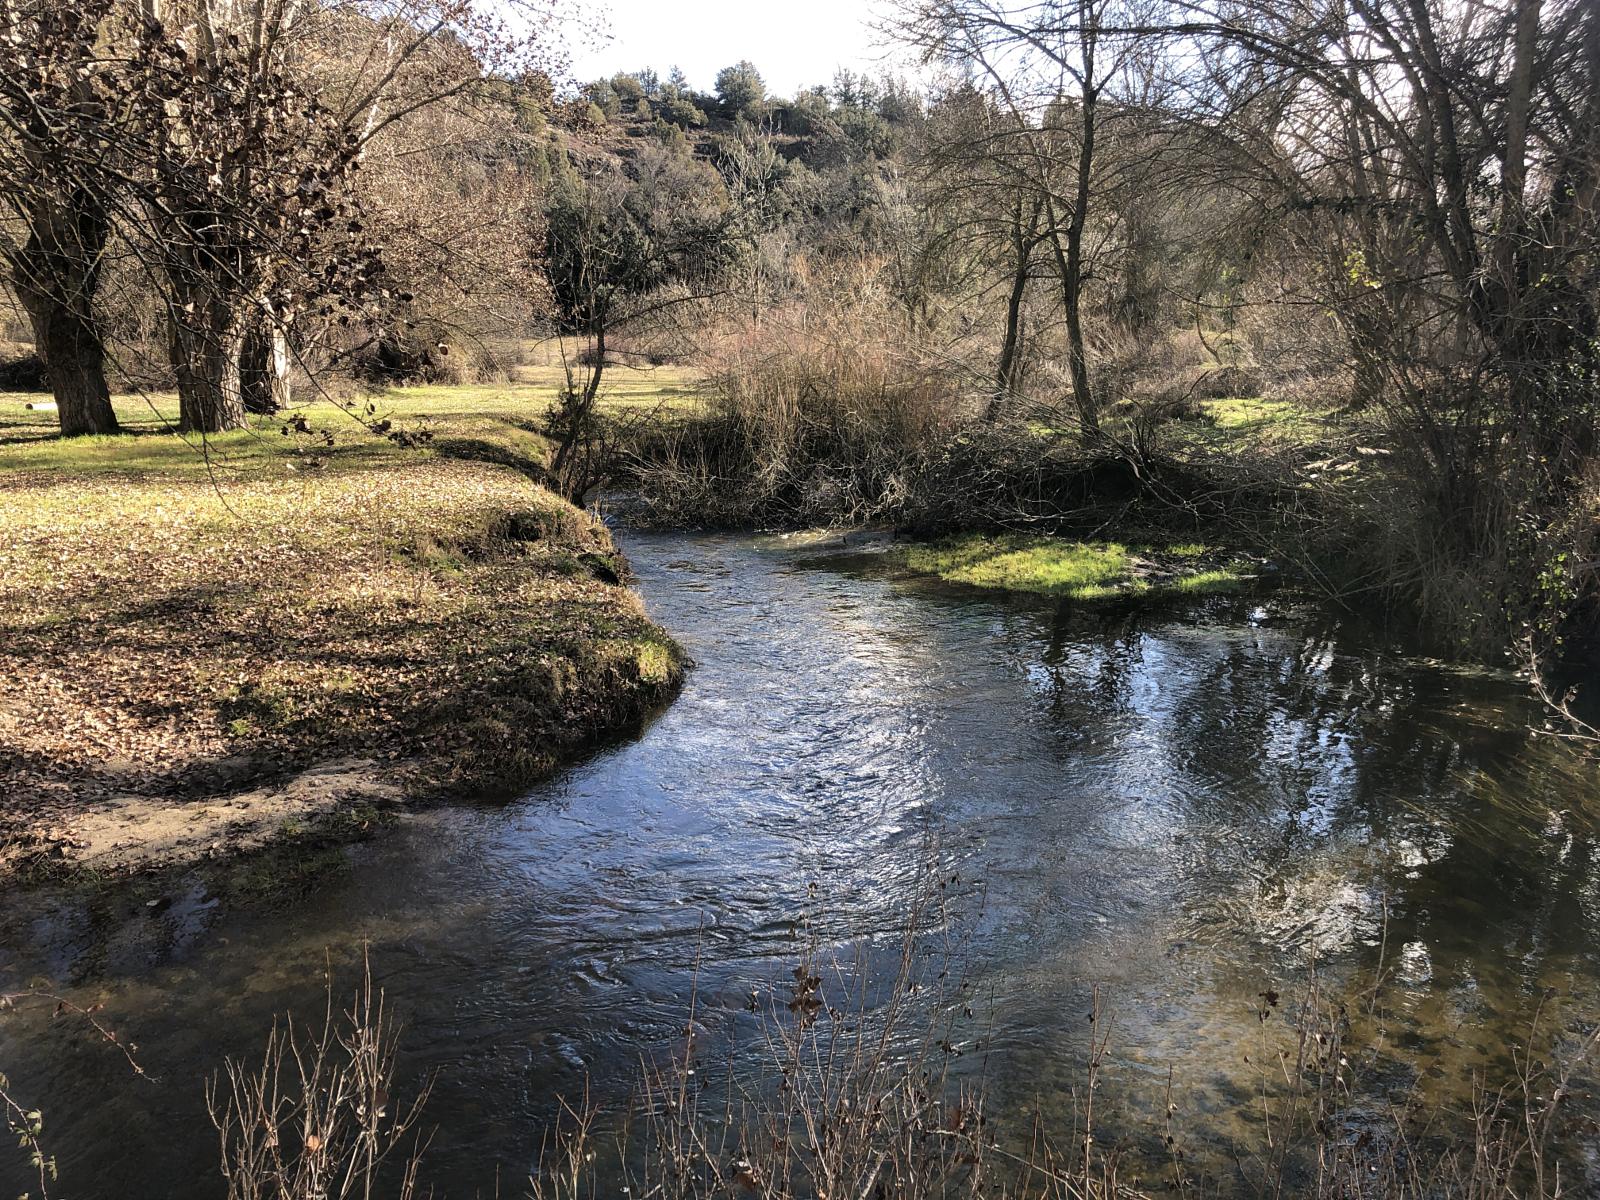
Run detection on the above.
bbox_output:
[886,533,1258,600]
[632,340,1582,663]
[0,374,689,881]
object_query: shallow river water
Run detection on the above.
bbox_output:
[3,530,1600,1196]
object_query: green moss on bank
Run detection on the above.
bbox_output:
[887,533,1256,600]
[0,389,685,879]
[1189,396,1346,453]
[894,536,1136,599]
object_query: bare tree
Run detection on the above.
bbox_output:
[917,86,1048,416]
[0,0,564,436]
[1177,0,1600,581]
[127,0,548,432]
[543,140,730,503]
[896,0,1175,435]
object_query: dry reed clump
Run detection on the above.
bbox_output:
[627,307,1309,538]
[632,308,977,527]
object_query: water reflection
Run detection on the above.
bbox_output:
[2,532,1598,1197]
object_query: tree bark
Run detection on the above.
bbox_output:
[18,285,119,437]
[239,313,291,415]
[171,300,246,433]
[13,210,119,437]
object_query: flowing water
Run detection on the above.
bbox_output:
[3,530,1600,1196]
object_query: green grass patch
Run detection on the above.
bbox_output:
[894,535,1136,599]
[1021,392,1342,454]
[1194,396,1335,448]
[0,358,699,481]
[887,533,1256,601]
[1173,568,1251,595]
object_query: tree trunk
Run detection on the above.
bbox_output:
[1062,279,1095,433]
[13,209,119,437]
[990,197,1038,421]
[1042,66,1100,436]
[1046,194,1097,435]
[239,314,291,415]
[1064,34,1101,435]
[171,304,246,434]
[1495,0,1544,417]
[18,286,119,437]
[551,324,607,503]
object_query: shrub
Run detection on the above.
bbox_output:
[635,305,975,526]
[714,60,765,117]
[610,73,644,104]
[662,95,705,129]
[0,352,46,390]
[582,80,621,120]
[358,330,501,386]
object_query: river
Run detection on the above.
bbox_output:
[3,529,1599,1196]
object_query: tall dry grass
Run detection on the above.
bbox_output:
[632,296,977,527]
[207,956,433,1200]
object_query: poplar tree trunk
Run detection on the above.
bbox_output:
[170,296,246,433]
[19,287,119,437]
[239,315,291,414]
[13,208,120,437]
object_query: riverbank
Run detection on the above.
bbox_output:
[882,533,1262,599]
[627,372,1598,678]
[0,384,685,882]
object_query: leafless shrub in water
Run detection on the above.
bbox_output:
[207,954,432,1200]
[530,881,1154,1200]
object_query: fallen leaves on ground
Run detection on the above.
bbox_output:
[0,431,682,878]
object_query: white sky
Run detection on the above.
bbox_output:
[564,0,905,97]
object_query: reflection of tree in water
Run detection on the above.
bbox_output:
[986,600,1600,1171]
[1025,601,1149,732]
[1210,613,1594,1077]
[939,593,1600,1007]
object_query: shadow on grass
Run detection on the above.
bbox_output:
[432,433,550,482]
